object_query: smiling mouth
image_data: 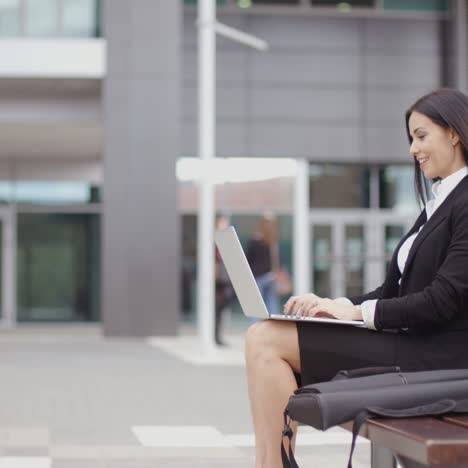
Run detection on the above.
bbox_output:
[418,158,428,167]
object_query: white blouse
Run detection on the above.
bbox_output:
[336,165,468,329]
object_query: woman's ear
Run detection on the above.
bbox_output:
[449,128,460,146]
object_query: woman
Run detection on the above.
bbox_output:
[246,215,280,315]
[245,88,468,468]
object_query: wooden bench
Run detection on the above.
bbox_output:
[342,415,468,468]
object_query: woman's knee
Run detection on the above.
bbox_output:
[245,320,301,372]
[244,319,295,359]
[245,320,269,352]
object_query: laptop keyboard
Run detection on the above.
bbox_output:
[271,314,312,320]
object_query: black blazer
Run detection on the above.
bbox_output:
[350,174,468,333]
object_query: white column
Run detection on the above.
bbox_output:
[331,222,345,298]
[197,0,217,352]
[293,159,311,295]
[1,208,16,328]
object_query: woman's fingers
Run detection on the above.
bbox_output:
[283,296,298,314]
[299,300,319,317]
[307,300,342,319]
[293,299,305,316]
[308,299,331,316]
[284,294,322,315]
[302,302,319,316]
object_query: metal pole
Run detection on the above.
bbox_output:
[293,159,311,295]
[214,21,268,50]
[453,0,468,93]
[197,0,217,352]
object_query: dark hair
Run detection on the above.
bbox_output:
[405,88,468,205]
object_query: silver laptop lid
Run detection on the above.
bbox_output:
[214,226,270,319]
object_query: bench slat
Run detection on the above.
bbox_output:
[443,415,468,430]
[367,418,468,465]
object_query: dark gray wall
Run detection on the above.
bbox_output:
[102,0,180,336]
[182,12,441,163]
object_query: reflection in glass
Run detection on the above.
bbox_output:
[309,164,370,208]
[379,165,420,212]
[184,0,227,4]
[0,181,100,204]
[312,225,331,297]
[385,225,405,272]
[345,225,364,297]
[383,0,447,11]
[232,213,293,307]
[24,0,57,36]
[252,0,299,3]
[17,213,100,322]
[312,0,374,6]
[0,0,20,36]
[62,0,96,37]
[180,213,293,321]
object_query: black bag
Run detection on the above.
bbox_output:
[281,367,468,468]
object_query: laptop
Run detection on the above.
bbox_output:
[214,226,365,328]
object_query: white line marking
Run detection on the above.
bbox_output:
[132,425,234,448]
[226,426,369,447]
[0,458,51,468]
[147,336,245,366]
[131,425,369,448]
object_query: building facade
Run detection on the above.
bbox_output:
[0,0,465,334]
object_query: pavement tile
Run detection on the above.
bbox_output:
[0,325,374,468]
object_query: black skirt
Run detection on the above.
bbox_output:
[296,321,468,386]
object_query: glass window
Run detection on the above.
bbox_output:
[0,0,20,36]
[181,214,197,318]
[251,0,299,4]
[232,0,298,7]
[311,224,331,298]
[177,157,296,213]
[379,165,420,212]
[184,0,226,4]
[181,212,293,321]
[61,0,97,37]
[0,181,14,203]
[383,0,448,11]
[17,213,101,322]
[231,213,293,297]
[312,0,374,7]
[384,224,405,272]
[0,181,101,204]
[24,0,58,36]
[309,164,370,208]
[345,224,365,297]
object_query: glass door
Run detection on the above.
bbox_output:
[16,212,100,322]
[310,209,415,300]
[310,211,367,299]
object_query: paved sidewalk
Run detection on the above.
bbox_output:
[0,324,371,467]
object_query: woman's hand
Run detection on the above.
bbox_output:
[283,294,362,321]
[283,293,322,316]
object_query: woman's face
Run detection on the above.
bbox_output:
[408,111,465,179]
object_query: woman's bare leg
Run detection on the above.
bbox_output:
[245,319,301,468]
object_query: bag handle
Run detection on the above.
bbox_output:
[281,410,299,468]
[332,366,401,381]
